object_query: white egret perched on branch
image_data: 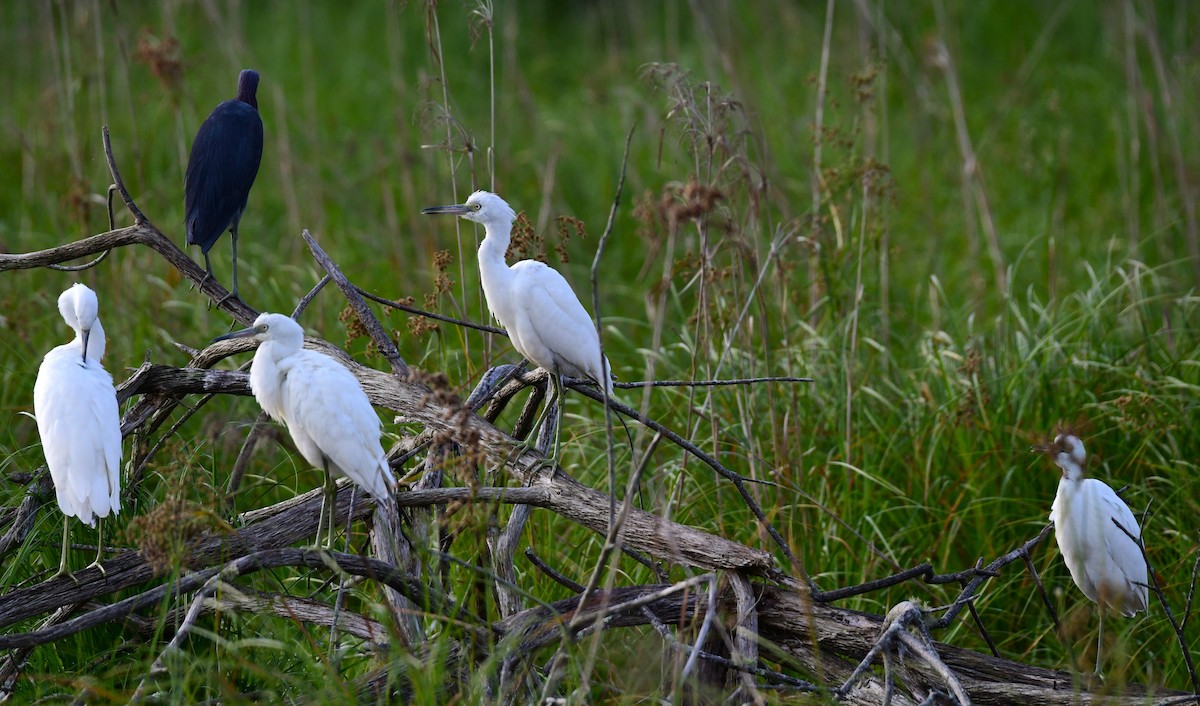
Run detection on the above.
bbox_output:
[215,313,395,546]
[1035,432,1148,676]
[33,283,122,578]
[421,191,613,462]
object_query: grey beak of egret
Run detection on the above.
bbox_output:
[80,328,90,366]
[420,204,473,216]
[213,326,259,343]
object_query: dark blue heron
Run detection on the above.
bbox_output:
[185,69,264,302]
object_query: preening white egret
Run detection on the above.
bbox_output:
[33,283,122,578]
[421,191,613,461]
[1037,433,1148,675]
[215,313,395,546]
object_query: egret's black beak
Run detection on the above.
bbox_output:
[80,328,90,366]
[421,204,472,216]
[213,326,259,343]
[1030,442,1050,454]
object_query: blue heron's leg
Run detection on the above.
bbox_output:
[216,226,240,307]
[230,225,239,298]
[197,250,215,291]
[85,518,107,576]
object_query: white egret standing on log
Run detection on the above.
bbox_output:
[1036,432,1148,676]
[215,313,395,546]
[33,283,122,578]
[421,191,613,462]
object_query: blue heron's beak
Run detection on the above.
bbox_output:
[420,204,472,216]
[213,326,259,343]
[80,328,90,366]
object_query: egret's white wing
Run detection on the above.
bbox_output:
[1088,479,1148,615]
[508,260,611,391]
[279,351,394,499]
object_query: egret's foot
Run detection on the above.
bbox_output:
[506,437,553,468]
[527,455,558,475]
[50,566,81,585]
[85,559,108,577]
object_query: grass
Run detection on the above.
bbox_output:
[1,0,1199,702]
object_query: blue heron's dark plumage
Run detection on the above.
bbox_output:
[185,69,264,300]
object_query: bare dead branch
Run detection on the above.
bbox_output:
[301,229,410,377]
[0,548,469,651]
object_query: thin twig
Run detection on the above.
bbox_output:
[1183,541,1200,633]
[353,285,507,336]
[293,274,332,318]
[524,548,585,593]
[102,125,150,227]
[1112,516,1200,692]
[569,380,798,570]
[930,523,1055,629]
[615,376,813,388]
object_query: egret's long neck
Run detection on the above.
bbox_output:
[79,318,107,365]
[1057,458,1085,483]
[477,222,516,321]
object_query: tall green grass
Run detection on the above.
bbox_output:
[1,0,1197,701]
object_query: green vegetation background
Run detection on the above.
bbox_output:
[0,0,1197,701]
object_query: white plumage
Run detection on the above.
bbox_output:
[421,191,612,459]
[218,313,394,505]
[33,284,122,527]
[1042,432,1147,673]
[33,284,122,576]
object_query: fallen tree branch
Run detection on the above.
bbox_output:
[0,548,470,651]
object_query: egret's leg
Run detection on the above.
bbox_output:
[330,484,358,665]
[53,515,71,579]
[316,462,337,548]
[1095,611,1105,679]
[548,374,565,462]
[85,519,107,576]
[521,384,556,448]
[323,469,337,548]
[515,375,560,458]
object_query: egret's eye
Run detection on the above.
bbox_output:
[470,202,482,211]
[259,324,269,332]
